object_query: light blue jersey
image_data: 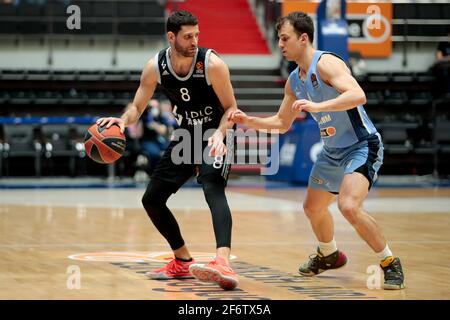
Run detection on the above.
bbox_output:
[289,50,377,155]
[288,50,383,193]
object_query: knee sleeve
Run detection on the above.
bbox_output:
[142,179,173,211]
[142,179,185,250]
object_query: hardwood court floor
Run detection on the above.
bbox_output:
[0,187,449,300]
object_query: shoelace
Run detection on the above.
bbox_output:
[384,262,403,280]
[165,259,184,273]
[307,254,322,269]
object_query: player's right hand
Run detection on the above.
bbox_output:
[228,109,250,125]
[96,117,126,134]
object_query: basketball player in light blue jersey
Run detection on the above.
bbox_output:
[229,11,405,290]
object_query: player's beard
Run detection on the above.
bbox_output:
[174,41,197,57]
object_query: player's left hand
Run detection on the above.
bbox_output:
[208,131,227,157]
[291,99,322,113]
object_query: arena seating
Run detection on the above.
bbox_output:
[0,66,448,177]
[0,1,449,178]
[0,0,166,39]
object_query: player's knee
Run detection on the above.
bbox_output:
[303,202,324,220]
[141,190,158,211]
[338,200,360,224]
[141,182,168,210]
[302,202,314,218]
[201,176,225,196]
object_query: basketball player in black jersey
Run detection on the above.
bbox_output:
[97,11,239,290]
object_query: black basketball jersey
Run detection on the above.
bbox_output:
[155,47,224,133]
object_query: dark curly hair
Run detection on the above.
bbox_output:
[166,11,198,35]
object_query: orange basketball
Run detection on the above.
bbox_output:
[84,123,126,164]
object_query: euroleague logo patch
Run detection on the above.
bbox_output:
[195,61,204,74]
[320,126,336,138]
[311,73,319,89]
[68,251,237,263]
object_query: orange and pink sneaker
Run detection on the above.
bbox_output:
[146,257,195,280]
[189,256,239,290]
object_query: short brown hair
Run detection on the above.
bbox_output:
[276,11,314,44]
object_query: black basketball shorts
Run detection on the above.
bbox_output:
[150,138,233,192]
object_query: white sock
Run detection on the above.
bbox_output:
[318,239,338,257]
[376,245,393,261]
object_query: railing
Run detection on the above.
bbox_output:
[250,0,449,49]
[248,0,282,53]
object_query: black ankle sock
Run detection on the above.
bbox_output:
[175,257,193,262]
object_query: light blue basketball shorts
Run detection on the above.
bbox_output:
[308,133,384,194]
